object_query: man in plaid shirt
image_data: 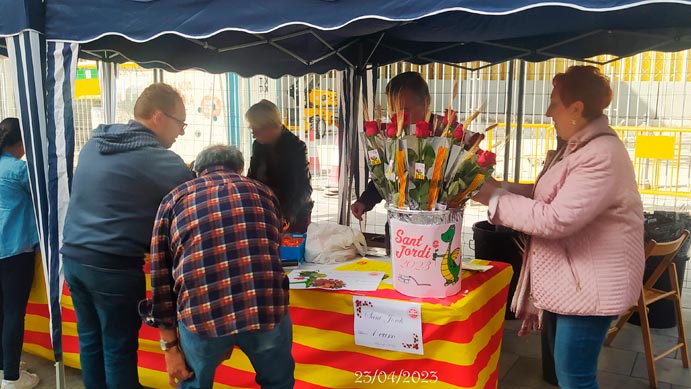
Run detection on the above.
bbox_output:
[141,145,294,389]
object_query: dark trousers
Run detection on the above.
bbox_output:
[0,252,35,381]
[542,311,559,386]
[63,258,144,389]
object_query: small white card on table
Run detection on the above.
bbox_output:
[353,296,423,355]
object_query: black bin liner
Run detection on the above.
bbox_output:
[629,211,691,329]
[472,221,522,320]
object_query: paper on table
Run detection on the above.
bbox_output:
[462,261,493,272]
[288,269,385,291]
[333,258,392,279]
[353,296,423,355]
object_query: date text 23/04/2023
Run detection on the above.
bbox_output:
[354,370,439,384]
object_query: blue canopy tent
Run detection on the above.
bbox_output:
[45,1,691,75]
[44,0,691,222]
[3,1,691,387]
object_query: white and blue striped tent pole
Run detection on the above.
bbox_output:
[6,32,78,379]
[337,67,375,225]
[98,61,118,123]
[45,41,79,360]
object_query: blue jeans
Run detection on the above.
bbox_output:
[63,258,144,389]
[0,252,35,381]
[178,314,295,389]
[548,311,616,389]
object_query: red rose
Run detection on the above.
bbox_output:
[386,122,398,137]
[415,121,431,139]
[391,112,409,127]
[476,148,484,155]
[469,132,486,147]
[453,124,464,140]
[443,109,457,126]
[478,150,497,168]
[364,121,379,136]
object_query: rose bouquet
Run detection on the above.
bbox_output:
[360,92,497,210]
[361,116,388,199]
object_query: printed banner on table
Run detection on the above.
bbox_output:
[288,270,385,291]
[353,296,423,355]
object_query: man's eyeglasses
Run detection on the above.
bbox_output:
[163,112,188,131]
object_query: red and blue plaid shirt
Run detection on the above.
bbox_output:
[143,165,289,337]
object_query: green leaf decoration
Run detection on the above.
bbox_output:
[423,145,436,168]
[448,181,460,196]
[408,148,418,163]
[419,181,430,208]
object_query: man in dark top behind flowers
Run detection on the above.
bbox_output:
[352,72,484,252]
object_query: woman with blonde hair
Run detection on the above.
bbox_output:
[474,66,645,388]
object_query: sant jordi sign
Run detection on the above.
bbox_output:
[353,296,423,355]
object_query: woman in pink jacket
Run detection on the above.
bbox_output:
[475,66,644,389]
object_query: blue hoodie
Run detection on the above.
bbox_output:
[61,120,193,268]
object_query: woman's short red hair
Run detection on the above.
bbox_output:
[553,66,613,121]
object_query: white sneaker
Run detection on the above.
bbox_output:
[1,370,40,389]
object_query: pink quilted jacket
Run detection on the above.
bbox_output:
[488,116,644,316]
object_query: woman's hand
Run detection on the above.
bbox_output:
[472,177,500,206]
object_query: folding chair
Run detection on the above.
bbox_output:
[605,229,690,389]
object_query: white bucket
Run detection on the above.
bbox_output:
[388,207,464,298]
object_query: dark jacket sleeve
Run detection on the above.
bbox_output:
[357,179,383,212]
[247,141,259,179]
[150,150,195,198]
[283,138,314,229]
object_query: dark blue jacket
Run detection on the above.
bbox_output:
[62,120,193,268]
[247,128,313,233]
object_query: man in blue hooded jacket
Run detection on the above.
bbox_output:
[61,83,194,389]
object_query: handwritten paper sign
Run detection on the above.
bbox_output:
[353,296,423,355]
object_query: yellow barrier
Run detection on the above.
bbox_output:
[484,123,691,198]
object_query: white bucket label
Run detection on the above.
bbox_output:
[390,219,463,298]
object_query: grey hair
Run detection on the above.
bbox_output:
[194,144,244,173]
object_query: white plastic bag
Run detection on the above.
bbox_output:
[304,223,367,264]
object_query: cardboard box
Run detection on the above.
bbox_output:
[280,234,306,263]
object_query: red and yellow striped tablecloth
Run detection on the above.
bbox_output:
[23,255,512,389]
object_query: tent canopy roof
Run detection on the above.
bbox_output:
[42,1,691,77]
[0,0,43,36]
